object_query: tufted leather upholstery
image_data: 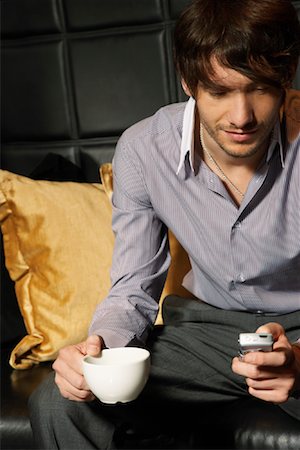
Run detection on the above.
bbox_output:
[1,1,300,449]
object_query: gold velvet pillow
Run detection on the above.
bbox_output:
[0,170,114,369]
[1,166,191,369]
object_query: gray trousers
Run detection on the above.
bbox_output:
[29,297,300,449]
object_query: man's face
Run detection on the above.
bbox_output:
[191,60,283,159]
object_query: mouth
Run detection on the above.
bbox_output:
[224,129,258,143]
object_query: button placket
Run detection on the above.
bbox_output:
[230,218,247,300]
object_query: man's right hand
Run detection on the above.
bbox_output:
[52,334,103,402]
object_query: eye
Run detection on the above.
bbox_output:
[208,90,228,98]
[255,86,269,94]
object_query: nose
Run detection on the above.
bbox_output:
[228,94,255,129]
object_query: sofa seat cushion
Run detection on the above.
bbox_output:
[0,348,52,450]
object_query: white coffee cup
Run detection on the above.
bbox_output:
[82,347,151,404]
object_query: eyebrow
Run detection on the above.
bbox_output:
[205,81,266,93]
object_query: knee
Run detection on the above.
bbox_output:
[29,372,92,449]
[29,372,60,424]
[29,371,90,424]
[30,370,79,411]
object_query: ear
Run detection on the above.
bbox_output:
[181,79,192,97]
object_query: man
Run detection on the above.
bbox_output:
[30,0,300,448]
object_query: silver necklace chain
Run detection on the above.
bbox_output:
[200,124,245,198]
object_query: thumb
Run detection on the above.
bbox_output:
[85,334,102,356]
[256,322,285,341]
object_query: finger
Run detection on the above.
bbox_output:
[55,372,95,402]
[53,345,85,376]
[246,375,294,392]
[232,355,292,379]
[255,324,293,360]
[243,350,286,367]
[53,357,90,391]
[232,355,271,376]
[248,386,290,404]
[255,322,284,341]
[63,344,87,371]
[84,335,103,356]
[232,356,242,373]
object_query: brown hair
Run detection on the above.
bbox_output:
[174,0,300,96]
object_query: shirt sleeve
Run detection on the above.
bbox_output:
[89,137,171,347]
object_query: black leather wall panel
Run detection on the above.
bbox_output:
[64,0,164,30]
[2,41,72,141]
[293,1,300,89]
[70,29,171,137]
[1,0,61,38]
[169,0,191,18]
[79,144,117,181]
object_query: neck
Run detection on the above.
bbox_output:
[200,124,246,200]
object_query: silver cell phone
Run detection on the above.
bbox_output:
[238,333,273,356]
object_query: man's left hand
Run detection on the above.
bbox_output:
[232,322,300,403]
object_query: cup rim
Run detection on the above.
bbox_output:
[82,347,150,367]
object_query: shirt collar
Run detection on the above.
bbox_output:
[176,97,285,175]
[176,97,196,175]
[266,118,285,168]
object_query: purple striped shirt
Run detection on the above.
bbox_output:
[89,94,300,348]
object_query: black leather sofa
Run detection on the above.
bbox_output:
[1,1,300,449]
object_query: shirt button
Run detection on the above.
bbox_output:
[238,273,245,282]
[234,221,241,229]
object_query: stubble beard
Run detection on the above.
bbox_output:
[202,120,274,160]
